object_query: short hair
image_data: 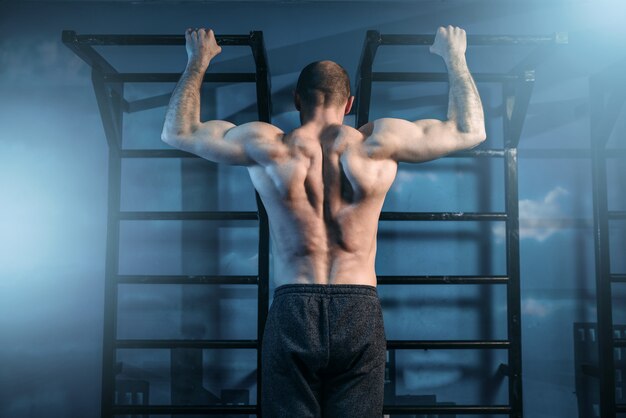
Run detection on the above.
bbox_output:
[296,60,351,109]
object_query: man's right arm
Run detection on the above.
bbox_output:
[360,26,486,163]
[161,28,286,167]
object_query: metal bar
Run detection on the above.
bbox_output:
[590,76,617,418]
[69,33,252,46]
[112,405,257,415]
[617,404,626,412]
[615,339,626,347]
[119,147,624,160]
[373,72,519,83]
[117,211,258,221]
[103,72,256,83]
[116,339,258,349]
[355,30,381,127]
[504,144,523,418]
[112,404,513,415]
[612,275,626,283]
[594,76,626,147]
[609,211,626,220]
[508,33,568,75]
[126,93,174,113]
[377,275,508,285]
[379,33,567,46]
[387,340,510,349]
[121,149,198,158]
[61,30,119,75]
[92,71,122,150]
[519,148,626,159]
[249,30,272,414]
[379,212,507,221]
[91,69,124,418]
[450,148,505,158]
[117,275,259,285]
[504,74,535,148]
[383,405,512,414]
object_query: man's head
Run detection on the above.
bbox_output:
[295,60,353,116]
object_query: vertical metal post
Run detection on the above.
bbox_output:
[355,30,381,128]
[590,75,616,418]
[92,68,124,418]
[503,81,523,418]
[250,30,272,413]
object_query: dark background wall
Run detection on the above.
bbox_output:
[0,1,624,417]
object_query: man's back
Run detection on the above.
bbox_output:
[247,124,397,286]
[161,26,486,287]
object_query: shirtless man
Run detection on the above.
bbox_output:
[162,25,485,418]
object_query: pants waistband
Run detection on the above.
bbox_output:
[273,283,378,298]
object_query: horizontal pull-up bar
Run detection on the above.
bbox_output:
[375,32,568,46]
[62,30,257,46]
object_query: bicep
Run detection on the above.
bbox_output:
[361,117,465,163]
[168,120,284,166]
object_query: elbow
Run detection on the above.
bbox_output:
[469,121,487,146]
[161,129,186,147]
[161,130,176,145]
[454,123,486,149]
[475,128,487,144]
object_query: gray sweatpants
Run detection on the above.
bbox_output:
[261,283,387,418]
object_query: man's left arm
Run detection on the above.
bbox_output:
[360,26,486,163]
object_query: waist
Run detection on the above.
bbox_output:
[273,283,378,298]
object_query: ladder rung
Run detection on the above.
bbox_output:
[383,405,512,415]
[117,211,258,221]
[103,72,257,83]
[387,340,510,350]
[116,339,257,349]
[379,212,507,221]
[111,404,513,415]
[116,339,509,350]
[378,33,565,46]
[448,149,505,158]
[117,275,258,285]
[612,274,626,283]
[373,71,520,83]
[617,404,626,412]
[112,405,256,415]
[121,149,199,158]
[609,210,626,220]
[616,339,626,347]
[378,275,508,285]
[66,32,253,46]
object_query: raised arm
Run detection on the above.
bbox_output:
[360,26,487,163]
[161,28,284,166]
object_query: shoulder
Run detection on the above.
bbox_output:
[232,121,285,142]
[356,118,413,159]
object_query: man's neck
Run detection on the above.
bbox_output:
[299,106,345,128]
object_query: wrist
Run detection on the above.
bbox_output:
[443,52,467,69]
[186,58,210,73]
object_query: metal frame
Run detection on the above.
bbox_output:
[589,57,626,417]
[63,28,574,417]
[62,30,272,417]
[354,30,566,417]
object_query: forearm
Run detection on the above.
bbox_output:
[161,60,208,141]
[444,54,486,139]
